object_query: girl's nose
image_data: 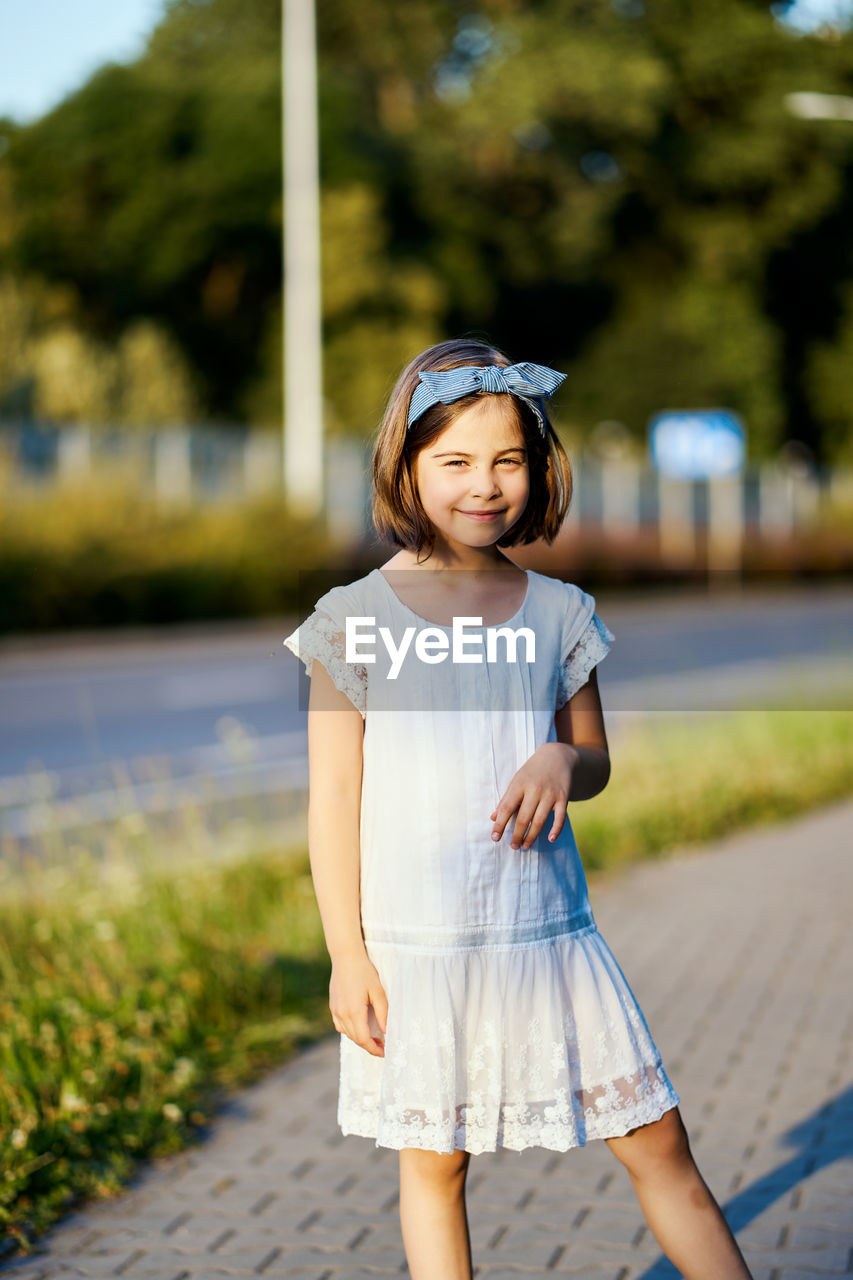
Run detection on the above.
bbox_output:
[468,469,502,498]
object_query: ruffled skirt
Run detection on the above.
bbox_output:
[338,920,680,1155]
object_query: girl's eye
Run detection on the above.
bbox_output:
[444,458,522,468]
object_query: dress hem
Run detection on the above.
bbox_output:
[338,1090,681,1156]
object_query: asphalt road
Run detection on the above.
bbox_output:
[0,583,850,844]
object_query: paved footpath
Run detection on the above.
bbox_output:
[3,799,852,1280]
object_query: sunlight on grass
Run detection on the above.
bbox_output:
[573,707,853,871]
[0,808,328,1254]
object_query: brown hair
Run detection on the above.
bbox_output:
[371,338,573,560]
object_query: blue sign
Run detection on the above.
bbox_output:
[648,410,745,480]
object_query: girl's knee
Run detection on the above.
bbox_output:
[605,1106,692,1176]
[399,1146,471,1187]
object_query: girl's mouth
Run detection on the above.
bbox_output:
[458,509,506,521]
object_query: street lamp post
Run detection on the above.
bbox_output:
[282,0,324,516]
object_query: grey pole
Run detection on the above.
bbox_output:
[283,0,324,515]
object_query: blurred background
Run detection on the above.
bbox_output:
[2,1,853,1252]
[2,0,853,596]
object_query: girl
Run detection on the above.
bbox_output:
[283,338,752,1280]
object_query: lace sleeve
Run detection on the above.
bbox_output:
[555,612,615,710]
[283,609,368,718]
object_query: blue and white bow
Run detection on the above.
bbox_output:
[406,362,566,437]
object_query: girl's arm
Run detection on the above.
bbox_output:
[307,659,387,1057]
[490,666,611,850]
[552,665,611,802]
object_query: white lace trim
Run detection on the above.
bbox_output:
[338,1022,679,1155]
[339,1066,679,1155]
[556,612,615,710]
[283,610,368,717]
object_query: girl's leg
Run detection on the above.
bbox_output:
[606,1107,752,1280]
[398,1147,473,1280]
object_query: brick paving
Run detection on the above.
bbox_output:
[2,797,852,1279]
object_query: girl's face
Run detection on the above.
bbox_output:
[413,396,530,557]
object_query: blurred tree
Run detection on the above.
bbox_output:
[0,272,200,426]
[0,272,47,417]
[30,325,118,423]
[0,0,852,461]
[365,0,853,456]
[805,281,853,463]
[115,320,201,425]
[3,0,281,419]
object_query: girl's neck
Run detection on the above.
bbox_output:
[388,548,520,574]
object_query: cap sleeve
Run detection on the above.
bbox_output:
[555,584,615,711]
[283,586,368,718]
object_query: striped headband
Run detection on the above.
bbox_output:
[406,363,566,438]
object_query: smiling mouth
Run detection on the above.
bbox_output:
[459,509,506,516]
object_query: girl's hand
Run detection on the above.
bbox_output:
[490,742,578,850]
[329,952,389,1057]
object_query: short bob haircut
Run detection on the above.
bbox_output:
[372,338,573,560]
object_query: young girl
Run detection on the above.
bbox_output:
[283,338,752,1280]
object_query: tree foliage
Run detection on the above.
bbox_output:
[1,0,852,459]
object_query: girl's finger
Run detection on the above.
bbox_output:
[367,1003,386,1044]
[491,785,523,841]
[548,798,567,843]
[349,1009,383,1057]
[371,985,389,1035]
[516,797,553,850]
[491,799,515,839]
[508,796,541,849]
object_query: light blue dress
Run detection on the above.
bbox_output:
[284,565,679,1154]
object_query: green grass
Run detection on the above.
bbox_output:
[0,839,329,1255]
[572,707,853,871]
[1,705,851,1255]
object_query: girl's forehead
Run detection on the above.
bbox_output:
[432,397,526,449]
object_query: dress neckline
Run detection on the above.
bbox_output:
[373,566,532,631]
